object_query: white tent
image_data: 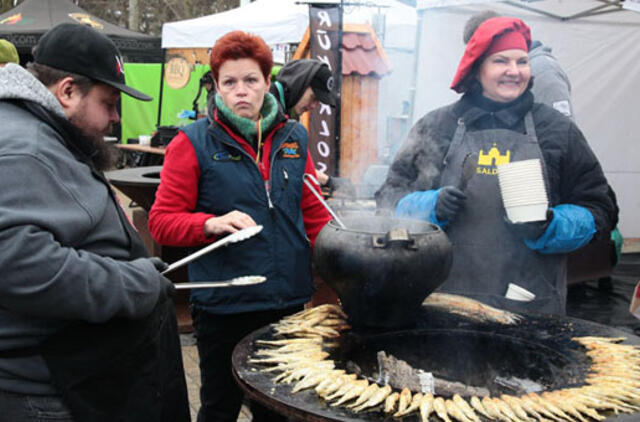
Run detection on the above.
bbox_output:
[410,0,640,237]
[161,0,308,48]
[161,0,416,49]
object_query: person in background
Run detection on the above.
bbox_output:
[465,10,623,276]
[270,59,353,195]
[0,23,188,421]
[201,70,216,115]
[149,31,331,422]
[270,58,335,118]
[0,39,19,67]
[463,10,573,119]
[376,17,616,315]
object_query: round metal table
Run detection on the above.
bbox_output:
[105,165,162,211]
[232,307,640,421]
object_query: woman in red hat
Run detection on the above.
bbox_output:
[376,17,616,315]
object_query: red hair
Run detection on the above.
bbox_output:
[210,31,273,82]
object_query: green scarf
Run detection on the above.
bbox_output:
[214,92,279,146]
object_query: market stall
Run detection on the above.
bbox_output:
[0,0,161,62]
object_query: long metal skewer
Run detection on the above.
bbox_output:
[303,173,347,229]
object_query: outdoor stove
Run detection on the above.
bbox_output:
[232,306,640,421]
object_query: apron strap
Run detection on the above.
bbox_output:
[524,111,537,141]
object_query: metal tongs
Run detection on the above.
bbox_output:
[162,225,263,275]
[174,276,266,290]
[303,173,346,229]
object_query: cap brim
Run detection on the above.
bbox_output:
[312,88,336,107]
[96,77,153,101]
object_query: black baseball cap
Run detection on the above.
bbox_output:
[34,23,152,101]
[310,64,336,107]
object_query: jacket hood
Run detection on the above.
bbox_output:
[0,63,66,119]
[528,41,553,60]
[271,59,324,111]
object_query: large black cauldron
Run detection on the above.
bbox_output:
[314,215,452,328]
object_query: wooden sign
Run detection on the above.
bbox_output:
[164,56,191,90]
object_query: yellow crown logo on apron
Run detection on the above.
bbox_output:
[478,143,510,167]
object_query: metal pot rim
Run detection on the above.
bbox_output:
[326,216,442,236]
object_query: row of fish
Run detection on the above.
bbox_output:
[249,305,640,421]
[269,303,350,338]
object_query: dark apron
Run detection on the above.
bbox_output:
[437,113,566,315]
[39,174,190,422]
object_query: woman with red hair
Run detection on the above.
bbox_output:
[149,31,331,422]
[376,17,615,315]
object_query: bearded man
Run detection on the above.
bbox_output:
[0,24,189,422]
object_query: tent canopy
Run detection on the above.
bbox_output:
[161,0,416,49]
[417,0,628,20]
[0,0,161,62]
[161,0,309,49]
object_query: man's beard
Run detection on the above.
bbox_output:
[68,112,116,171]
[84,132,115,171]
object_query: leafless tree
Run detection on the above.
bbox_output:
[79,0,240,35]
[1,0,17,13]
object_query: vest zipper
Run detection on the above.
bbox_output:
[214,121,296,212]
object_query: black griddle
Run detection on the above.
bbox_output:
[232,306,640,421]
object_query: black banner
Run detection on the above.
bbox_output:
[308,4,341,175]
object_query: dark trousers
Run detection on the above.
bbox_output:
[0,389,74,422]
[192,306,302,422]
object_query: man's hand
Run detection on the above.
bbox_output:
[203,210,257,237]
[159,276,175,300]
[149,257,169,273]
[435,186,467,222]
[147,258,175,301]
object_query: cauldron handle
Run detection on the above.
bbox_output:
[372,228,417,250]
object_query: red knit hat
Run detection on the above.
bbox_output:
[450,17,531,93]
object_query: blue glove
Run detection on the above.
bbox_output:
[524,204,596,254]
[435,186,467,224]
[395,189,442,225]
[177,110,196,119]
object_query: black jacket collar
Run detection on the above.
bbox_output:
[454,90,534,129]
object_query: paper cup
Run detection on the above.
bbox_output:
[139,135,152,146]
[505,202,548,223]
[501,192,549,206]
[505,283,536,302]
[498,159,548,222]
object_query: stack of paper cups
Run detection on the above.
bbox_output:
[497,159,548,223]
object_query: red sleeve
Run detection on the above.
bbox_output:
[301,151,332,247]
[148,132,214,247]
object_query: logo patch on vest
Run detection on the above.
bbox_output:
[281,141,301,159]
[212,151,242,161]
[477,143,510,176]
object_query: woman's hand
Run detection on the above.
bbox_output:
[315,169,330,186]
[203,210,257,237]
[435,186,467,223]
